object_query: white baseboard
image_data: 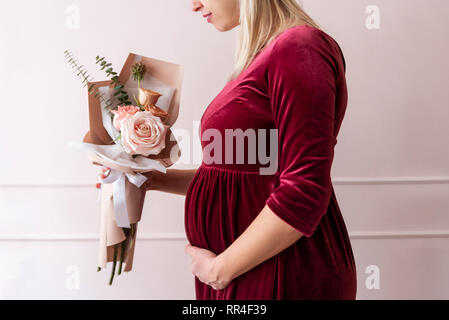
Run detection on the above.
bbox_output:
[0,176,449,188]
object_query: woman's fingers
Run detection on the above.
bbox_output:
[96,167,111,188]
[99,167,111,178]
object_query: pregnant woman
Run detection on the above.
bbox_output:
[97,0,357,299]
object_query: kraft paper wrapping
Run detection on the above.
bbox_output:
[90,153,146,271]
[82,52,184,273]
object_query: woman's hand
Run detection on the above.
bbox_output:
[95,167,111,189]
[94,167,200,194]
[95,166,154,191]
[184,243,232,291]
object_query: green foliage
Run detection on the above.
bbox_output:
[95,56,132,107]
[64,50,114,110]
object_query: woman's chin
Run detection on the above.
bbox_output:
[213,22,239,32]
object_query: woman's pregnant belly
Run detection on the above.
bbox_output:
[184,164,277,254]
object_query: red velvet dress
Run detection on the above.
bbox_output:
[184,25,357,299]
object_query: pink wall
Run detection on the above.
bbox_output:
[0,0,448,299]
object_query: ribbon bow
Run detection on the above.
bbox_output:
[97,168,148,228]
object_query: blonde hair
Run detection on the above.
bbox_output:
[229,0,322,81]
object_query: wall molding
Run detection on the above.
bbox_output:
[0,176,448,188]
[334,176,449,185]
[1,178,447,241]
[1,230,449,241]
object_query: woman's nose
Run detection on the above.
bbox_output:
[191,0,203,12]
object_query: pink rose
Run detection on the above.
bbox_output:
[120,111,169,156]
[111,105,140,131]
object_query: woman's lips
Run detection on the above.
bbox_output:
[204,13,212,23]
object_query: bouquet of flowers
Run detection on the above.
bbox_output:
[65,51,183,284]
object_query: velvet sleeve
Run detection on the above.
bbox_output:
[265,29,339,238]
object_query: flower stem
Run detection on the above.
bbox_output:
[128,224,135,251]
[118,240,126,275]
[112,132,122,144]
[109,244,118,285]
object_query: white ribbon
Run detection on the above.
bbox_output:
[98,168,148,228]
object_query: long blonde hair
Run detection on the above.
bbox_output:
[229,0,322,81]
